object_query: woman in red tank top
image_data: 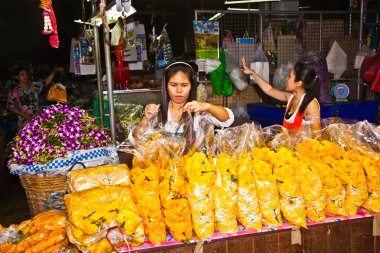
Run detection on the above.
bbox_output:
[241,57,321,131]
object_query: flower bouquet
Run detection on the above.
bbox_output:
[8,104,117,175]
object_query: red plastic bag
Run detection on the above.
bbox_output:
[361,49,380,84]
[370,69,380,93]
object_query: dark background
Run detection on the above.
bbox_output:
[0,0,378,78]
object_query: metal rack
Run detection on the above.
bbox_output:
[195,9,380,107]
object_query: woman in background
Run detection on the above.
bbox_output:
[242,57,321,131]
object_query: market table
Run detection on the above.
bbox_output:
[123,210,379,253]
[247,100,379,127]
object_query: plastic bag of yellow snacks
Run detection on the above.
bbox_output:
[65,185,145,248]
[251,148,282,227]
[273,148,307,228]
[185,152,215,239]
[237,152,262,230]
[158,136,193,242]
[130,158,166,243]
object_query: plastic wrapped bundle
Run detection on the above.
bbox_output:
[332,154,368,215]
[298,51,332,103]
[130,158,166,243]
[296,140,348,216]
[297,157,326,222]
[67,164,130,192]
[185,152,215,239]
[225,51,248,91]
[237,152,262,230]
[251,148,282,227]
[158,137,192,242]
[159,157,192,242]
[0,210,70,253]
[64,185,145,249]
[213,154,238,233]
[273,148,307,228]
[361,155,380,213]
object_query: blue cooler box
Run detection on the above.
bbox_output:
[247,101,379,127]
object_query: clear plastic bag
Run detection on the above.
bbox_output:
[216,123,263,231]
[273,147,307,228]
[250,43,269,83]
[273,62,294,90]
[354,45,374,69]
[157,136,193,242]
[251,147,282,227]
[156,25,173,69]
[67,164,130,192]
[0,210,69,252]
[115,103,144,143]
[185,151,215,239]
[225,51,248,91]
[65,185,145,247]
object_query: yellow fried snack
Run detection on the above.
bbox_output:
[67,164,130,192]
[39,238,69,253]
[185,152,215,239]
[14,230,51,253]
[237,153,262,231]
[159,157,192,242]
[25,228,66,253]
[77,238,113,253]
[130,158,166,243]
[213,154,238,233]
[65,185,145,247]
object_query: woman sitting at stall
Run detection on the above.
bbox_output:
[241,57,321,131]
[130,61,234,143]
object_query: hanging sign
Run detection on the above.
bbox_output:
[193,21,220,60]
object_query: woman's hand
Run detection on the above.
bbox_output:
[241,56,254,75]
[144,104,160,120]
[184,101,211,113]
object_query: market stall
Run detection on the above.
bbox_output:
[3,110,380,252]
[2,0,380,252]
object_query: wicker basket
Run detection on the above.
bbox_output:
[19,174,69,217]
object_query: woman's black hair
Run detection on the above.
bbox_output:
[161,61,197,124]
[293,62,321,114]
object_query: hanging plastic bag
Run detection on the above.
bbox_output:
[273,62,294,90]
[47,83,67,103]
[225,51,248,91]
[204,58,221,74]
[209,50,234,96]
[354,45,374,69]
[156,25,173,69]
[262,24,276,52]
[250,43,270,83]
[326,41,347,79]
[222,30,234,49]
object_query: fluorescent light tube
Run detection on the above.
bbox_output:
[225,0,280,4]
[227,7,259,11]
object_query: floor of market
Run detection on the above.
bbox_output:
[0,161,30,227]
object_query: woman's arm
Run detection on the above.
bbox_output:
[45,66,64,86]
[305,99,321,132]
[184,101,230,122]
[241,57,291,102]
